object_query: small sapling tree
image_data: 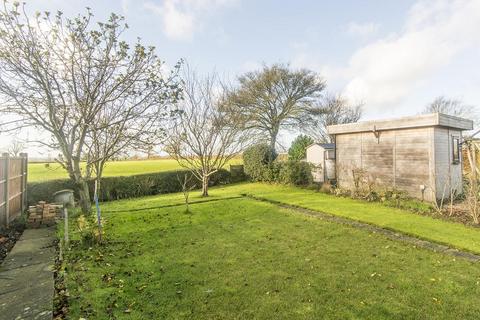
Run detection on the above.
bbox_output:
[177,172,195,213]
[166,68,249,197]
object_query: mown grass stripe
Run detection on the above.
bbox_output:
[245,194,480,262]
[101,196,244,213]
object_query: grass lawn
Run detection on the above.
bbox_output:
[224,183,480,254]
[63,184,480,319]
[28,158,242,182]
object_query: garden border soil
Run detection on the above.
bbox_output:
[0,224,24,264]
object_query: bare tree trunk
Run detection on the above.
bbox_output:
[77,179,91,214]
[202,175,209,197]
[269,128,278,156]
[71,155,92,214]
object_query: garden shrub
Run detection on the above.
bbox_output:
[319,182,333,194]
[243,144,313,185]
[27,169,237,204]
[278,161,313,186]
[229,165,247,182]
[243,143,277,181]
[76,214,103,246]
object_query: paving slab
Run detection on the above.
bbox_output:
[0,228,56,320]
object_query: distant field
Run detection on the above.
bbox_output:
[28,159,242,182]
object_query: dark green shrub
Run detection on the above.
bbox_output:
[278,161,313,186]
[28,179,77,205]
[262,161,282,182]
[27,169,238,204]
[243,143,277,181]
[229,165,246,182]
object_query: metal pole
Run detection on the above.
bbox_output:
[94,180,103,242]
[64,206,69,246]
[3,153,9,228]
[19,153,27,214]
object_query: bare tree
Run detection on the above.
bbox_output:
[7,138,25,157]
[177,172,195,213]
[166,69,249,197]
[223,64,326,154]
[423,96,479,125]
[0,3,181,213]
[307,94,363,143]
[84,84,179,194]
[465,140,479,223]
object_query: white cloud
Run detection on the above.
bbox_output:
[346,21,379,37]
[144,0,238,41]
[343,0,480,111]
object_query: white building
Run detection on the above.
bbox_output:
[305,143,336,183]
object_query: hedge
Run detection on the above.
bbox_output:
[243,143,277,182]
[27,168,244,205]
[278,161,313,186]
[242,143,313,186]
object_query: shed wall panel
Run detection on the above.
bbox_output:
[336,134,362,187]
[336,127,435,200]
[434,128,463,199]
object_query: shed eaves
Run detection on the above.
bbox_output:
[327,113,473,135]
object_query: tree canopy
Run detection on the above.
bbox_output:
[223,64,326,154]
[288,134,314,161]
[0,3,181,212]
[306,94,362,143]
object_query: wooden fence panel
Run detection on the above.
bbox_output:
[0,153,28,229]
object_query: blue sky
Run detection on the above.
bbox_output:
[1,0,480,155]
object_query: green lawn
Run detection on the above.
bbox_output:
[227,183,480,254]
[63,183,480,319]
[28,159,242,182]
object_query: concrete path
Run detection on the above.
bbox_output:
[0,228,56,320]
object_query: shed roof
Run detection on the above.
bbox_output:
[307,143,335,150]
[327,113,473,135]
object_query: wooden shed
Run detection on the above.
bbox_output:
[327,113,474,202]
[306,143,335,183]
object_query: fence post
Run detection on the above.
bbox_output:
[2,153,9,228]
[20,153,27,215]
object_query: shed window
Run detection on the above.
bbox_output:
[452,137,460,164]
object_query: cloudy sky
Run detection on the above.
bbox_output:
[1,0,480,155]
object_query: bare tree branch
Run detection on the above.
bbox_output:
[306,93,363,143]
[166,66,249,196]
[0,3,181,213]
